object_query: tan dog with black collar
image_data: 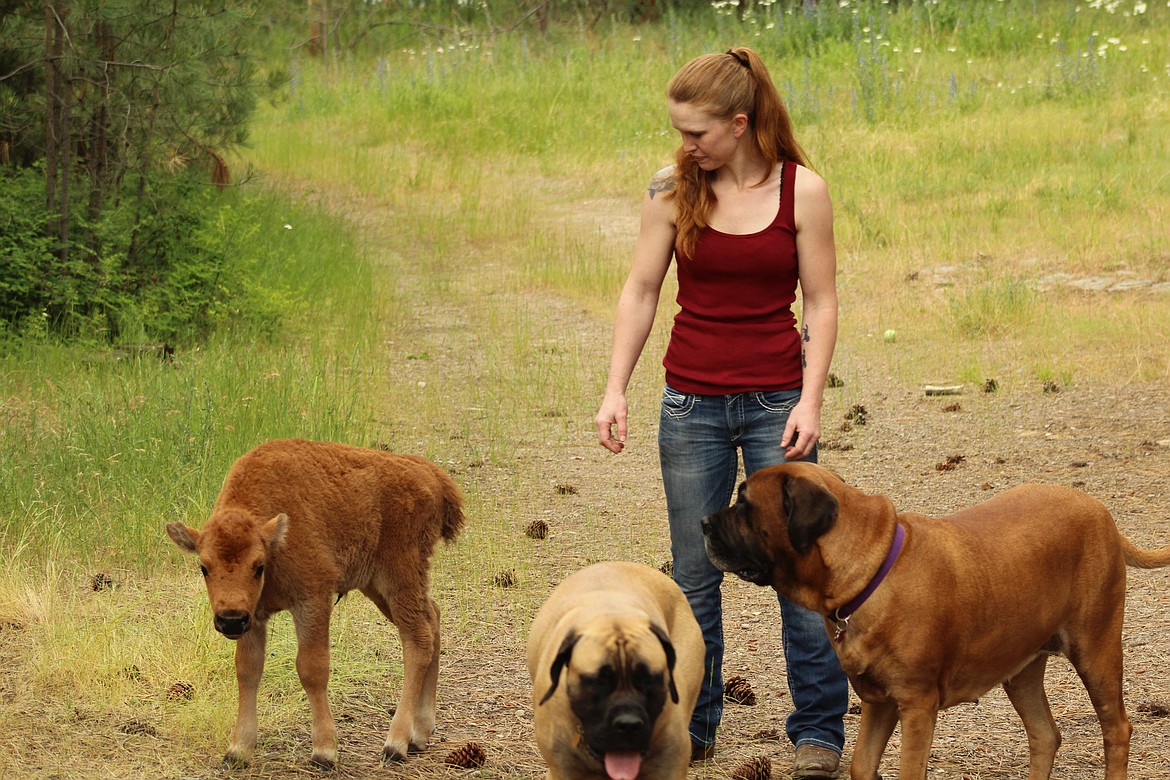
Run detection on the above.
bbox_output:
[527,561,704,780]
[701,461,1170,780]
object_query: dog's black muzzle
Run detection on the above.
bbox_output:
[588,697,652,754]
[703,507,772,586]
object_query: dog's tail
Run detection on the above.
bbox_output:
[1120,535,1170,569]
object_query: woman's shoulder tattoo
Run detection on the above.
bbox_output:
[648,166,677,200]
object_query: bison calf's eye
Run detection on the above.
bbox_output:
[254,564,265,579]
[199,565,209,578]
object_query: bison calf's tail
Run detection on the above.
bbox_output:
[438,470,466,544]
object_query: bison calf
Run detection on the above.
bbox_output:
[167,438,464,769]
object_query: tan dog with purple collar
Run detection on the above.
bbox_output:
[701,461,1170,780]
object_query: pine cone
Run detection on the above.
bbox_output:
[444,741,488,768]
[166,680,195,701]
[493,569,517,588]
[724,675,757,705]
[525,519,549,539]
[936,454,965,471]
[731,755,772,780]
[845,404,868,426]
[658,560,673,577]
[1136,700,1170,717]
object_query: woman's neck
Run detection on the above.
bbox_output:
[714,153,775,192]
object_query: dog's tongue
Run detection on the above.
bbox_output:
[604,751,642,780]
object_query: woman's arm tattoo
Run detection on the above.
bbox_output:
[648,171,676,200]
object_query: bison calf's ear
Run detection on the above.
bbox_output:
[262,514,289,551]
[166,522,200,553]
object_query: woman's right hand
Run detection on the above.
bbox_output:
[595,167,677,456]
[595,392,629,453]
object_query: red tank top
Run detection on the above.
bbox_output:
[663,160,801,395]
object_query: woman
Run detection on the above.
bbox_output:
[594,47,847,778]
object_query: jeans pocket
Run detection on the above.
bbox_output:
[661,384,697,418]
[753,389,800,416]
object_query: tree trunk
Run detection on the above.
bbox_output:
[85,18,114,259]
[125,80,161,269]
[44,1,59,223]
[58,23,72,266]
[125,0,177,268]
[44,0,72,264]
[308,0,324,56]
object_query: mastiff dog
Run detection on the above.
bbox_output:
[702,461,1170,780]
[527,561,704,780]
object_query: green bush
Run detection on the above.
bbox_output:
[0,169,54,329]
[0,169,295,345]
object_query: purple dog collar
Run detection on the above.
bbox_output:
[831,523,905,641]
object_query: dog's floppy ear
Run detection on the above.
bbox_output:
[649,623,680,704]
[539,631,580,705]
[782,473,839,555]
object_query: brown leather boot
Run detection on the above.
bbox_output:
[690,741,715,764]
[791,744,841,778]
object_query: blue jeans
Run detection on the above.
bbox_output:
[658,384,848,754]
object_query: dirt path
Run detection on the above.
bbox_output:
[210,184,1170,780]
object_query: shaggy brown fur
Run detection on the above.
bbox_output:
[167,438,464,769]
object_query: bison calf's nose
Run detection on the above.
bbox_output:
[215,611,250,638]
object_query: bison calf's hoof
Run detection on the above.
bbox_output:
[383,745,409,763]
[221,752,250,770]
[309,753,337,771]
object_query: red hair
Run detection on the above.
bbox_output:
[666,47,807,257]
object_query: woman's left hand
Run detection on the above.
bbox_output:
[782,400,822,460]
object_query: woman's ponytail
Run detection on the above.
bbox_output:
[666,47,807,258]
